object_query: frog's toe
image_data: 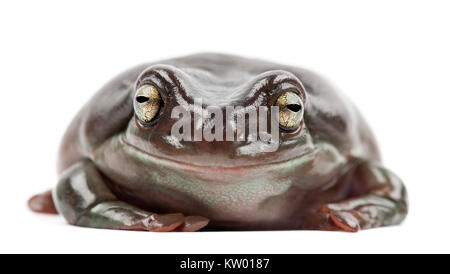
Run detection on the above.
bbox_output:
[176,216,210,232]
[302,207,362,232]
[146,213,185,232]
[328,210,361,232]
[301,212,341,231]
[319,205,361,232]
[28,190,58,214]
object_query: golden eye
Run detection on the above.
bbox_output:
[134,85,162,125]
[275,91,304,130]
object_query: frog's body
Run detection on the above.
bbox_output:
[29,53,407,232]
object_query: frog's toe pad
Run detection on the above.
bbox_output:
[302,207,361,232]
[176,216,210,232]
[28,190,58,214]
[146,213,185,232]
[328,210,361,232]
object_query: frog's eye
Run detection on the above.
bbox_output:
[134,85,162,125]
[274,91,304,131]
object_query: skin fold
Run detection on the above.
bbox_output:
[28,53,408,232]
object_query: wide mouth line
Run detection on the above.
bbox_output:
[119,135,315,170]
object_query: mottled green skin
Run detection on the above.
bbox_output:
[38,53,407,231]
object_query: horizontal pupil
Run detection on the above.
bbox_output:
[136,96,149,103]
[287,104,301,112]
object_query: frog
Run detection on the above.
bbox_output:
[28,53,408,232]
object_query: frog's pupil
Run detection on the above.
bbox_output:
[136,96,149,103]
[287,104,301,112]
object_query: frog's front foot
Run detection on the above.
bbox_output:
[53,159,209,232]
[73,202,209,232]
[302,160,408,232]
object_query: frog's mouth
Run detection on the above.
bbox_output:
[95,134,345,192]
[119,134,317,172]
[119,122,317,170]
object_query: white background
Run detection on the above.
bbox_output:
[0,0,449,253]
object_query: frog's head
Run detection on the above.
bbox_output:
[124,64,314,169]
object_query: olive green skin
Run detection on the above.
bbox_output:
[32,53,407,232]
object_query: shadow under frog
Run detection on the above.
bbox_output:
[28,53,408,232]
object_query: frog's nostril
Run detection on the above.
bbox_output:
[136,96,150,103]
[287,104,301,112]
